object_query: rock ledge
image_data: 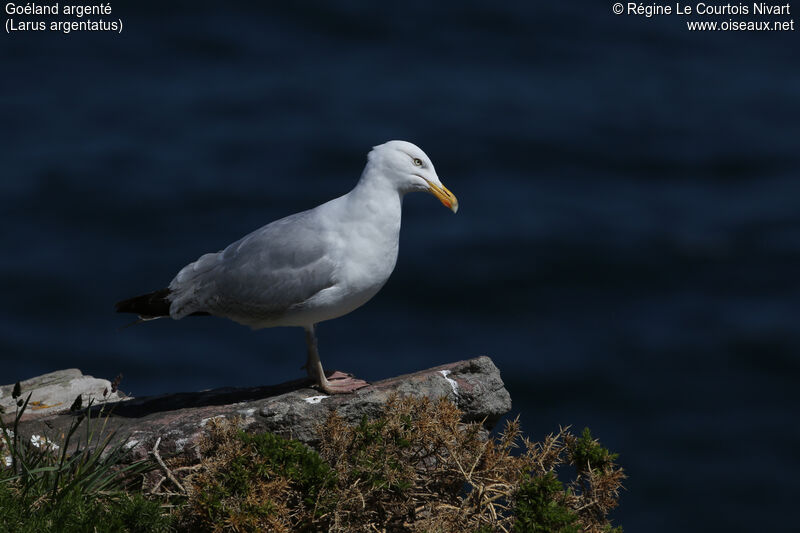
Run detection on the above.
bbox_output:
[4,357,511,460]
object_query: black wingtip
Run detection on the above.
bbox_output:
[115,289,211,323]
[115,288,171,317]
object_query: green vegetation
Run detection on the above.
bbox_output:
[177,422,337,532]
[514,472,580,533]
[571,427,620,474]
[2,382,625,532]
[0,383,171,533]
[0,484,171,533]
[182,397,625,532]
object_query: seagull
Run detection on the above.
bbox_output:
[115,140,458,394]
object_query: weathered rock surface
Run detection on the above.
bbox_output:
[0,369,126,420]
[6,357,510,461]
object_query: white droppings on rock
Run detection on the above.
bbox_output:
[304,395,328,404]
[124,439,139,450]
[439,370,459,396]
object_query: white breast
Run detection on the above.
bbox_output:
[266,187,402,328]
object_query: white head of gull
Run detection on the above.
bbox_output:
[116,140,458,394]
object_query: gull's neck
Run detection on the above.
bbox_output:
[345,164,404,220]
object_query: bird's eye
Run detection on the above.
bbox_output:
[413,158,423,167]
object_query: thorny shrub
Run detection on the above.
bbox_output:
[177,396,624,532]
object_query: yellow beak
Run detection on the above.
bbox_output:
[425,180,459,213]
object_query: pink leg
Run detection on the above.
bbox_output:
[304,326,369,394]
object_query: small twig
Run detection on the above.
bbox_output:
[173,464,202,473]
[484,482,513,493]
[468,440,489,478]
[488,500,498,521]
[153,490,186,498]
[151,436,186,493]
[158,502,183,509]
[150,475,165,495]
[436,502,465,512]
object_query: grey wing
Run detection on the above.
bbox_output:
[168,211,336,323]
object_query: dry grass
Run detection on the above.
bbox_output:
[176,396,625,533]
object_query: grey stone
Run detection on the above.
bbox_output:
[0,369,126,420]
[7,357,511,461]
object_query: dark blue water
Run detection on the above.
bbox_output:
[3,2,799,531]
